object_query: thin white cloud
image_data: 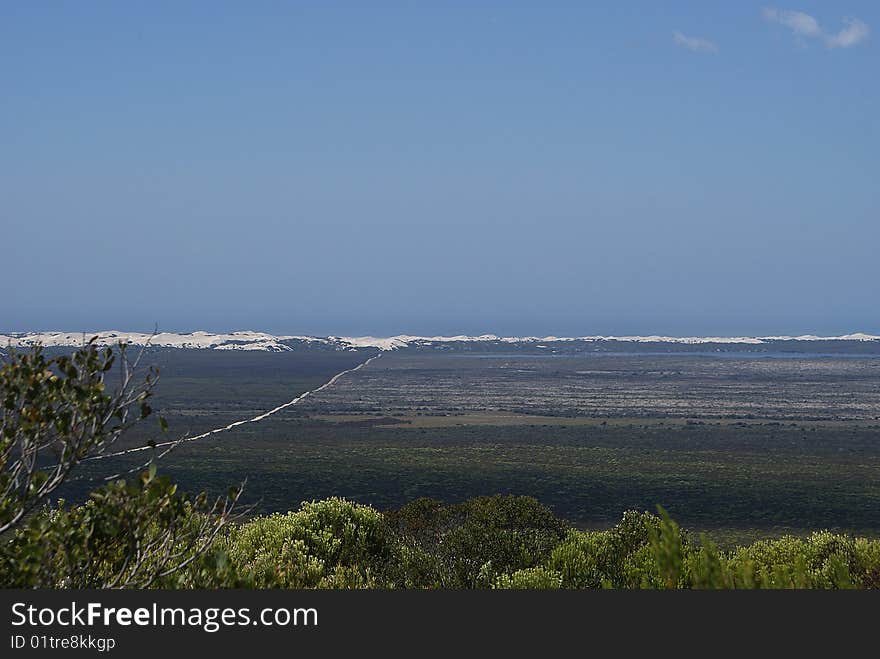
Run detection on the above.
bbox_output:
[673,31,718,53]
[762,8,821,38]
[825,18,870,48]
[763,7,870,48]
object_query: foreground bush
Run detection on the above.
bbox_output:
[4,492,879,589]
[0,342,239,588]
[0,468,236,588]
[547,509,673,588]
[186,499,879,590]
[385,495,569,588]
[216,497,398,588]
[686,530,879,589]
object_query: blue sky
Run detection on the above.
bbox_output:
[2,2,877,336]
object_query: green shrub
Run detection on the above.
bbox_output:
[548,530,607,588]
[221,497,397,588]
[683,535,731,589]
[548,510,674,588]
[386,495,568,588]
[647,506,686,589]
[0,469,233,588]
[678,530,880,589]
[723,532,858,589]
[854,537,880,588]
[494,566,563,589]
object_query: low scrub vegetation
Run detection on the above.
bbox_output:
[4,493,879,589]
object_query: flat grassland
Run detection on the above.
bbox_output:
[67,346,880,544]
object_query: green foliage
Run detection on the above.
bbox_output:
[208,499,880,589]
[1,341,158,533]
[678,528,880,589]
[717,532,862,588]
[0,468,234,588]
[385,495,568,588]
[4,487,879,589]
[0,342,235,589]
[685,535,728,589]
[854,538,880,588]
[548,509,669,588]
[494,566,563,589]
[218,497,397,588]
[649,506,686,589]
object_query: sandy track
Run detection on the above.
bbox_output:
[85,352,382,463]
